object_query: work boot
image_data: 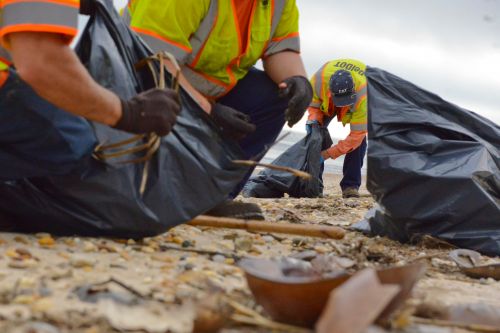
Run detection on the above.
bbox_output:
[342,187,360,198]
[205,200,265,220]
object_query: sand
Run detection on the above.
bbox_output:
[0,174,498,333]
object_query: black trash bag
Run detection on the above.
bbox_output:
[0,0,248,238]
[354,67,500,256]
[243,123,333,198]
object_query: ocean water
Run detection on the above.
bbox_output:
[260,129,367,175]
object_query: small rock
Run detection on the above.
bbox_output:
[14,236,29,244]
[38,236,56,247]
[83,241,98,252]
[181,240,193,248]
[290,250,318,261]
[141,246,155,253]
[431,258,456,269]
[262,235,274,243]
[224,258,235,265]
[314,245,330,254]
[8,259,37,269]
[211,255,226,263]
[70,256,96,268]
[184,263,195,271]
[234,237,253,252]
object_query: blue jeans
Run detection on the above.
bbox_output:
[219,68,288,196]
[0,69,97,180]
[340,136,367,191]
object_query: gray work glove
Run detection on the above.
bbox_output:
[279,76,313,127]
[115,88,181,136]
[211,103,256,141]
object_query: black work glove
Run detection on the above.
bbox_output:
[211,103,256,141]
[114,88,181,136]
[279,76,313,127]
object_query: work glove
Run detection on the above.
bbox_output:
[114,88,181,136]
[211,103,256,141]
[305,119,319,135]
[279,76,313,128]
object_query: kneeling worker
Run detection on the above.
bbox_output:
[306,59,367,198]
[0,0,180,180]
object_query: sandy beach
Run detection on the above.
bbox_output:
[0,173,498,333]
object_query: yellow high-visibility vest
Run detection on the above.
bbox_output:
[310,59,368,132]
[125,0,300,98]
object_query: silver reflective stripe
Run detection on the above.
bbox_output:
[351,123,368,131]
[136,32,190,64]
[356,85,367,99]
[0,47,12,63]
[270,0,286,38]
[187,0,218,64]
[264,35,299,57]
[182,66,227,97]
[3,2,78,29]
[309,101,321,108]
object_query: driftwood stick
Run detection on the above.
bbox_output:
[189,215,346,240]
[232,160,312,180]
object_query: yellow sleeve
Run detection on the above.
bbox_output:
[264,0,300,57]
[127,0,209,63]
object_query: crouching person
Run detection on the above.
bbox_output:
[306,59,368,198]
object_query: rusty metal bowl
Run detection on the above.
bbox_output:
[239,258,426,328]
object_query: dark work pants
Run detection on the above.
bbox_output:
[339,136,367,191]
[0,69,97,180]
[218,67,288,196]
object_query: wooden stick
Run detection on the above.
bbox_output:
[232,160,312,180]
[189,215,345,240]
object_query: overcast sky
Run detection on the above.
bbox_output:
[297,0,500,134]
[110,0,499,136]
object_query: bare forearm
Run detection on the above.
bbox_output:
[9,32,121,125]
[263,51,307,84]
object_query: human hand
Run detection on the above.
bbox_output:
[211,103,256,141]
[279,76,313,127]
[115,88,181,136]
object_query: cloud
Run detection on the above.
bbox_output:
[298,0,500,124]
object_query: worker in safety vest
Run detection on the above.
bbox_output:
[125,0,313,218]
[306,59,368,198]
[0,0,180,180]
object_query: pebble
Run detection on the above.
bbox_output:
[314,245,330,254]
[234,237,253,252]
[141,246,155,253]
[431,258,456,268]
[70,256,96,268]
[262,235,275,243]
[211,254,226,263]
[83,241,98,252]
[8,259,37,269]
[38,236,56,247]
[181,240,193,248]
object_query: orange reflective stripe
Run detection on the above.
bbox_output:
[0,56,12,66]
[1,0,79,8]
[0,24,77,39]
[354,94,367,110]
[0,70,9,88]
[271,31,299,43]
[131,26,192,53]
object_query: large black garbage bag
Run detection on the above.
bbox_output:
[356,67,500,256]
[243,123,333,198]
[0,0,248,238]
